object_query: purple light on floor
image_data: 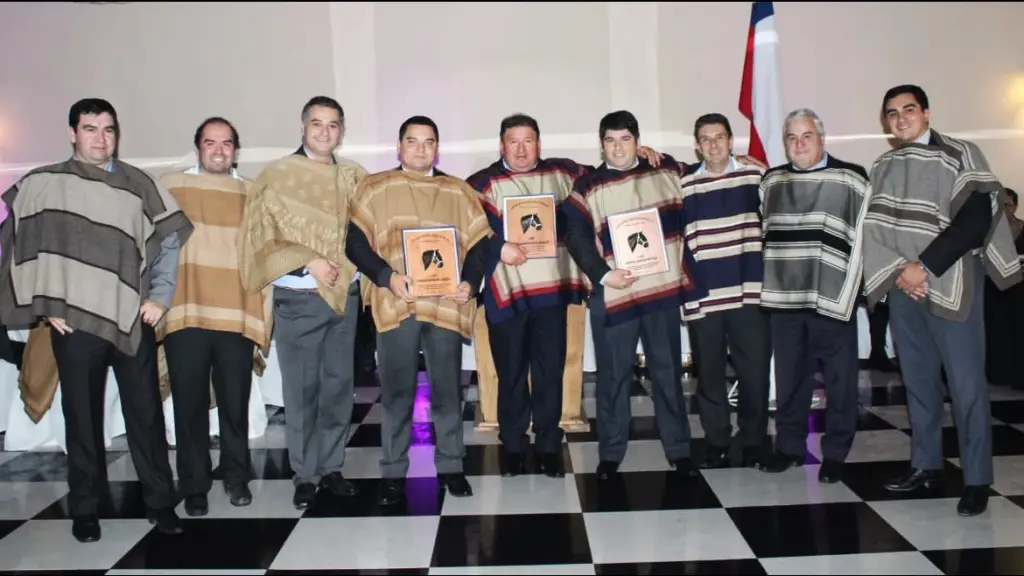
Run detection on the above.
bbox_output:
[411,375,437,445]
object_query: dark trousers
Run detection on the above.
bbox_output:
[51,324,176,516]
[771,310,859,462]
[0,327,24,369]
[590,290,691,463]
[378,317,465,478]
[691,304,771,449]
[489,305,567,454]
[164,327,255,494]
[868,302,891,360]
[888,268,992,486]
[355,298,378,377]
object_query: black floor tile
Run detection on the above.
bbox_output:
[267,570,429,575]
[0,519,25,541]
[839,459,998,502]
[462,444,575,476]
[249,448,295,480]
[430,513,592,567]
[574,470,722,513]
[111,518,298,570]
[990,400,1024,425]
[804,407,899,434]
[300,476,445,518]
[33,481,177,520]
[862,385,910,407]
[922,546,1024,575]
[350,402,374,425]
[0,451,123,482]
[727,501,916,558]
[594,559,768,575]
[347,423,437,448]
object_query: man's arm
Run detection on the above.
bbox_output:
[148,233,180,309]
[460,240,488,296]
[345,222,394,287]
[563,202,612,286]
[918,193,993,277]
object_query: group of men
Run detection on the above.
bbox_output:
[0,82,1017,544]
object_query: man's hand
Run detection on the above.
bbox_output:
[501,242,527,266]
[140,301,166,327]
[604,269,637,290]
[736,155,768,170]
[46,317,73,335]
[897,261,929,300]
[445,281,473,305]
[637,146,664,168]
[308,258,339,288]
[389,273,416,303]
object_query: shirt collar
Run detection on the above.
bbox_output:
[184,164,243,180]
[793,153,829,172]
[695,156,741,176]
[402,164,434,177]
[501,158,539,172]
[606,158,640,171]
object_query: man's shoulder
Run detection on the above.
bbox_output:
[826,156,870,181]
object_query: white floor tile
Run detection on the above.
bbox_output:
[440,474,582,516]
[0,482,68,519]
[249,424,287,449]
[583,509,755,564]
[340,445,438,478]
[107,450,218,482]
[948,455,1024,496]
[353,387,382,404]
[807,430,912,463]
[869,496,1024,551]
[106,570,266,575]
[462,422,502,446]
[361,403,384,424]
[174,480,305,519]
[701,465,863,507]
[760,551,944,575]
[0,519,152,571]
[269,516,439,570]
[430,565,596,575]
[569,440,674,474]
[869,405,953,429]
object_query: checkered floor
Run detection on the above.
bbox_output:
[2,369,1024,574]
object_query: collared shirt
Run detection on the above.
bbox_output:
[402,164,435,177]
[607,158,640,171]
[695,156,743,177]
[793,153,829,172]
[914,129,932,145]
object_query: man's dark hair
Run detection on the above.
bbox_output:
[301,96,344,122]
[1007,188,1019,206]
[693,113,733,141]
[599,110,639,141]
[500,113,540,140]
[882,84,930,114]
[68,98,119,133]
[399,115,439,141]
[193,116,241,150]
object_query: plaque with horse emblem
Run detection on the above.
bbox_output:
[401,226,462,298]
[502,194,557,259]
[606,207,670,277]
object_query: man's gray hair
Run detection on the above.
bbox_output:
[784,108,825,138]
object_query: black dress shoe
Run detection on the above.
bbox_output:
[293,482,318,509]
[672,457,699,478]
[701,445,730,469]
[884,467,944,492]
[596,461,620,480]
[818,458,843,483]
[147,508,184,535]
[501,452,526,477]
[321,472,358,497]
[742,447,766,470]
[957,486,990,517]
[72,515,101,543]
[378,477,405,506]
[538,453,565,478]
[225,483,253,507]
[184,494,208,517]
[761,452,803,473]
[439,473,474,497]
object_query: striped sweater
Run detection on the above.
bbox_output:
[759,155,871,322]
[563,155,703,326]
[679,162,765,321]
[466,158,591,325]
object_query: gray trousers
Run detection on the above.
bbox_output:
[273,283,360,486]
[378,317,465,478]
[590,289,692,463]
[888,264,993,486]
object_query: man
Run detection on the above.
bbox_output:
[465,113,666,477]
[238,96,365,510]
[346,115,492,505]
[159,117,272,516]
[0,98,192,541]
[563,110,698,479]
[679,113,771,469]
[758,108,871,484]
[862,85,1022,516]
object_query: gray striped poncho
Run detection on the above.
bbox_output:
[862,131,1022,321]
[758,156,872,322]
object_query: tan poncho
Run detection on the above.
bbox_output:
[349,170,493,340]
[237,154,366,315]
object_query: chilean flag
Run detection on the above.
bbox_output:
[739,2,786,168]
